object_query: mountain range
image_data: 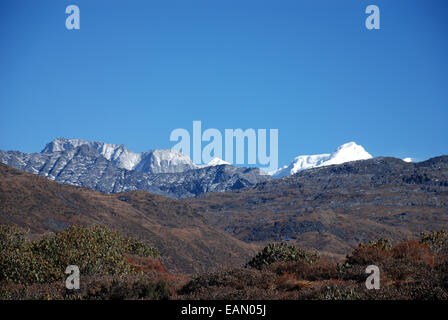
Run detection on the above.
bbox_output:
[41,138,196,173]
[0,138,270,198]
[0,138,384,198]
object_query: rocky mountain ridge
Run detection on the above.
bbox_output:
[0,139,270,198]
[187,156,448,255]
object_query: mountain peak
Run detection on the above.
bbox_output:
[199,157,231,168]
[41,138,196,173]
[134,149,196,174]
[272,142,373,178]
[323,141,372,166]
[42,138,89,153]
[336,141,358,150]
[208,157,231,166]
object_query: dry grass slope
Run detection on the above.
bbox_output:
[0,164,258,274]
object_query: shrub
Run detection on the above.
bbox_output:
[361,238,393,251]
[0,224,29,250]
[0,224,160,284]
[125,237,160,258]
[0,274,173,300]
[271,259,339,281]
[420,230,448,256]
[85,277,170,300]
[126,256,166,273]
[180,268,277,295]
[391,240,435,266]
[317,285,360,300]
[246,243,319,270]
[178,267,286,300]
[276,273,313,290]
[345,238,392,266]
[0,225,49,284]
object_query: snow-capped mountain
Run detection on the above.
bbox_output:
[133,149,197,173]
[272,142,373,178]
[42,138,196,173]
[198,157,231,168]
[0,138,271,198]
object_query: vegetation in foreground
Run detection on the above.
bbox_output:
[1,224,447,300]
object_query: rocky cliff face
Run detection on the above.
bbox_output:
[41,137,197,173]
[0,139,271,198]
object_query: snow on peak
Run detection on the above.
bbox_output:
[403,157,413,163]
[41,138,196,173]
[320,142,372,166]
[198,157,231,168]
[42,138,89,153]
[208,157,231,166]
[152,149,193,164]
[272,142,373,178]
[134,149,196,174]
[42,138,141,170]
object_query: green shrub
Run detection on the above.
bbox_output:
[420,230,448,256]
[0,224,29,250]
[125,237,160,258]
[360,238,393,251]
[246,243,319,270]
[0,225,48,284]
[0,224,160,285]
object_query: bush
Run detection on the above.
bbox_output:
[0,224,29,250]
[125,237,160,258]
[317,285,360,300]
[85,277,170,300]
[0,224,160,285]
[345,238,392,266]
[271,258,339,281]
[178,267,284,300]
[0,274,173,300]
[420,230,448,256]
[391,240,435,266]
[361,238,393,251]
[0,225,49,284]
[246,243,319,270]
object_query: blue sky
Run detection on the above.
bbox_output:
[1,0,447,167]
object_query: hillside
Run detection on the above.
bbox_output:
[2,155,448,272]
[186,156,448,257]
[0,163,258,274]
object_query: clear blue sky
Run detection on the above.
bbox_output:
[1,0,447,167]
